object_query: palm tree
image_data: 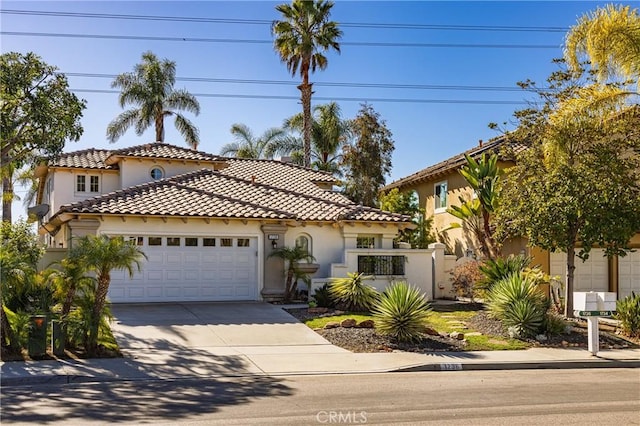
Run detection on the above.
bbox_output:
[46,257,95,319]
[107,51,201,149]
[564,4,640,87]
[284,102,349,175]
[272,0,342,168]
[219,124,291,159]
[73,235,146,354]
[268,245,315,302]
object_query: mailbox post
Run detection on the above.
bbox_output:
[573,292,616,355]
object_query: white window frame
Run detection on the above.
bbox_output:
[76,175,86,192]
[76,174,99,193]
[434,181,448,213]
[356,235,377,249]
[150,166,165,180]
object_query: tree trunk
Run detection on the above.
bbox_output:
[61,283,76,318]
[564,245,576,318]
[284,268,295,302]
[155,113,164,143]
[88,273,110,354]
[2,151,13,223]
[298,73,313,168]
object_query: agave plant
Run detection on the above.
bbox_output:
[373,281,432,343]
[329,272,379,312]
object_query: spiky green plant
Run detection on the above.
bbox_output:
[373,281,432,343]
[477,254,531,293]
[614,292,640,338]
[329,272,379,312]
[488,273,547,339]
[312,283,335,308]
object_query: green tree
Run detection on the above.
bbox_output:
[107,51,201,149]
[379,188,435,248]
[1,52,85,223]
[272,0,342,168]
[284,102,350,175]
[564,4,640,87]
[342,104,395,207]
[219,123,289,159]
[496,80,640,317]
[268,245,316,302]
[73,235,146,354]
[46,257,95,320]
[0,220,45,352]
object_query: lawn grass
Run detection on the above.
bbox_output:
[304,308,530,351]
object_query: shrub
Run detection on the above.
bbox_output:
[477,254,531,293]
[488,273,547,339]
[312,284,335,308]
[615,292,640,338]
[373,281,432,343]
[449,260,482,301]
[329,272,379,312]
[544,311,568,336]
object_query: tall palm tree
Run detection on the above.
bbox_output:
[107,51,201,149]
[284,102,349,175]
[272,0,342,168]
[564,4,640,87]
[73,235,146,354]
[219,123,291,159]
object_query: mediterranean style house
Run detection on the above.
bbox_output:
[34,142,434,303]
[384,137,640,301]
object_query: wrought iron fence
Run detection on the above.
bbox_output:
[357,255,406,276]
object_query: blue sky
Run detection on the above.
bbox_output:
[3,1,635,218]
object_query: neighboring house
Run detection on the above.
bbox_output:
[385,137,640,300]
[34,142,421,303]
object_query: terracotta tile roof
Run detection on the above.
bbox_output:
[50,149,115,170]
[104,142,221,165]
[57,167,409,223]
[384,136,528,191]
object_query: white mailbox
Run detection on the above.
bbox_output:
[573,291,617,312]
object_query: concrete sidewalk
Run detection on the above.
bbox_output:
[2,302,639,387]
[2,344,639,387]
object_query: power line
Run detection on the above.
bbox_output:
[1,31,559,49]
[64,72,534,92]
[71,88,528,105]
[1,9,569,33]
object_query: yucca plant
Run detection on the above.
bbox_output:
[477,254,531,293]
[373,281,432,343]
[329,272,379,312]
[488,273,547,339]
[614,292,640,338]
[312,283,336,308]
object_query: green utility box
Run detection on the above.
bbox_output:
[28,315,47,357]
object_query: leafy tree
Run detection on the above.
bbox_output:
[46,257,95,320]
[1,52,85,223]
[496,77,640,317]
[268,245,316,302]
[379,188,435,248]
[564,4,640,87]
[72,235,146,354]
[284,102,350,175]
[0,220,45,352]
[219,123,290,159]
[272,0,342,167]
[342,104,395,207]
[107,51,201,149]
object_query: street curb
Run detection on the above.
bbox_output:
[392,359,640,373]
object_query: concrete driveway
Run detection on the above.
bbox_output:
[110,302,348,376]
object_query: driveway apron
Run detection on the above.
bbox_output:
[110,302,346,376]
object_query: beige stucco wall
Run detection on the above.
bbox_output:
[118,158,215,188]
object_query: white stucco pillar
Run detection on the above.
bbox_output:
[430,242,446,300]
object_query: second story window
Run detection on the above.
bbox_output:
[356,235,377,249]
[435,181,448,212]
[90,175,99,192]
[150,167,164,180]
[76,175,86,192]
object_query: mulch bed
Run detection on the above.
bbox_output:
[286,303,639,353]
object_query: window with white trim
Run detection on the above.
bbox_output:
[356,235,377,249]
[434,181,448,212]
[76,174,99,193]
[150,167,164,180]
[76,175,86,192]
[90,175,99,192]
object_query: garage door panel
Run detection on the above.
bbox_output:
[109,236,258,303]
[550,249,608,292]
[618,252,640,300]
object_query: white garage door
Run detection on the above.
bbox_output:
[618,251,640,300]
[549,249,608,292]
[109,236,258,303]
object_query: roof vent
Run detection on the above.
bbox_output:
[479,139,483,147]
[251,175,256,184]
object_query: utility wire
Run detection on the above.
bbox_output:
[64,72,535,92]
[1,9,569,32]
[71,88,528,105]
[1,31,559,49]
